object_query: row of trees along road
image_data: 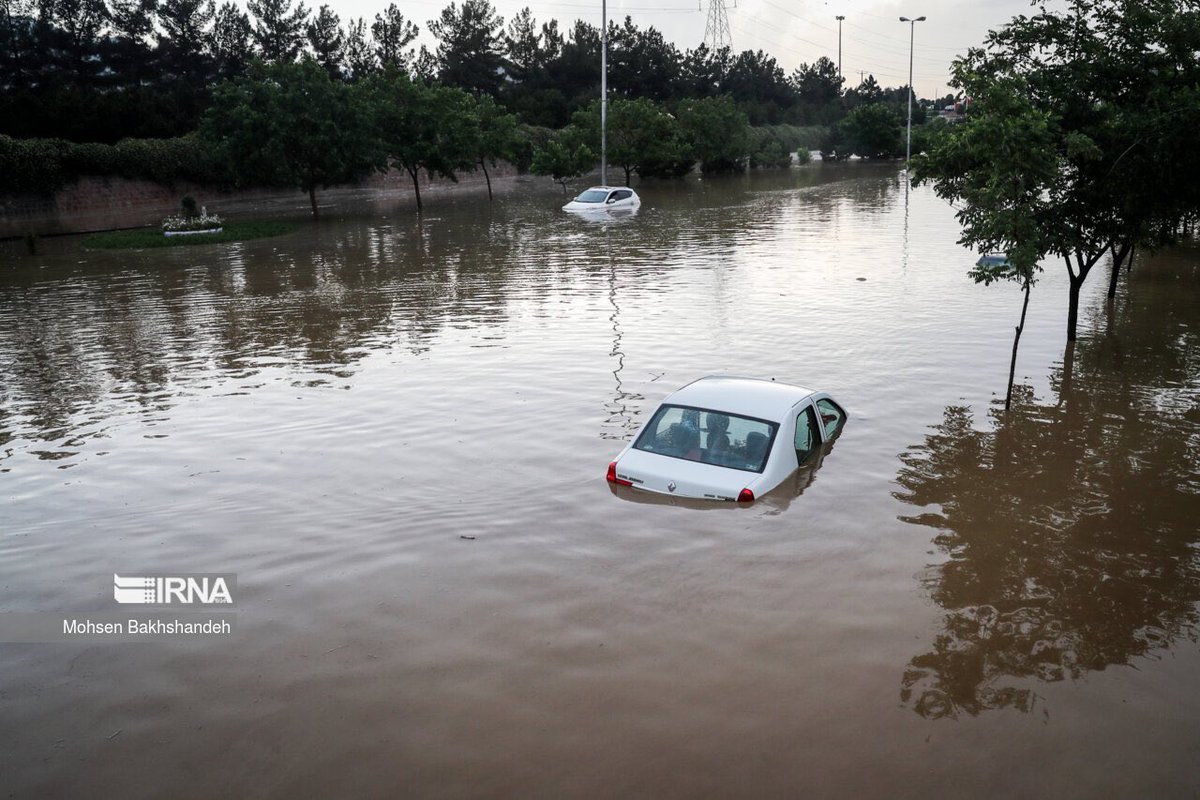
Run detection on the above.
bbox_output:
[914,0,1200,353]
[199,59,778,212]
[201,60,518,214]
[1,0,934,143]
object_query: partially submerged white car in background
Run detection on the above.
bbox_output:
[563,186,641,213]
[606,376,847,503]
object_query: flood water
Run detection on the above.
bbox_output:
[2,165,1198,797]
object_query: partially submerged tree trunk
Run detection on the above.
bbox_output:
[1106,241,1132,300]
[1005,276,1033,410]
[308,185,318,218]
[1064,250,1106,341]
[406,165,423,211]
[479,157,493,202]
[623,165,632,185]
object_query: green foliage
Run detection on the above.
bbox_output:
[908,118,949,159]
[366,70,478,209]
[748,127,793,169]
[913,0,1200,341]
[511,124,554,173]
[824,103,903,160]
[675,94,749,174]
[568,97,683,184]
[530,135,594,191]
[83,221,296,249]
[0,133,230,195]
[201,58,376,214]
[428,0,506,97]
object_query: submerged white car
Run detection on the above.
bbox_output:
[563,186,641,213]
[606,376,847,503]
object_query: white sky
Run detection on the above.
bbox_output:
[271,0,1047,97]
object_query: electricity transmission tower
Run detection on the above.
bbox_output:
[704,0,732,51]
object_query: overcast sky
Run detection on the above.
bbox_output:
[277,0,1049,97]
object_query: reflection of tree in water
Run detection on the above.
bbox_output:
[0,212,520,465]
[895,250,1200,719]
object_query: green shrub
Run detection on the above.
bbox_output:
[0,134,234,195]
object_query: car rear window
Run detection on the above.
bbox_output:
[633,404,777,473]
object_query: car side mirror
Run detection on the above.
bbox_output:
[606,197,616,204]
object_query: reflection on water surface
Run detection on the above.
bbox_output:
[896,248,1200,719]
[1,167,1198,797]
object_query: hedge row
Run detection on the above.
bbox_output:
[0,135,235,196]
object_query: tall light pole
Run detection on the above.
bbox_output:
[600,0,608,185]
[835,15,844,83]
[898,15,925,167]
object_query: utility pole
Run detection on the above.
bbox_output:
[704,0,732,51]
[835,15,844,82]
[601,0,607,185]
[899,15,926,167]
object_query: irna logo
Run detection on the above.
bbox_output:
[113,574,236,606]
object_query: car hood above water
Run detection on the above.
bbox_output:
[614,448,758,501]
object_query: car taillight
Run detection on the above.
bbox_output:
[607,461,632,486]
[737,488,755,503]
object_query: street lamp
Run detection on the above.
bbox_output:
[898,15,926,167]
[835,15,845,82]
[601,0,608,185]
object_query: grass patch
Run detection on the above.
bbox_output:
[84,221,297,249]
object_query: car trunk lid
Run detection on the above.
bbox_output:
[615,449,754,501]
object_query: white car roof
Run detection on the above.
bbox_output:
[665,375,818,421]
[584,186,637,193]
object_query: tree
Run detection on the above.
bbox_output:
[209,1,252,78]
[201,58,375,216]
[157,0,213,79]
[722,49,794,124]
[248,0,308,63]
[342,16,374,78]
[914,0,1200,341]
[606,16,680,103]
[468,93,518,200]
[306,4,343,78]
[46,0,108,78]
[372,3,417,72]
[368,71,477,211]
[428,0,505,97]
[675,94,748,173]
[569,96,680,185]
[530,134,593,192]
[791,56,842,124]
[503,5,539,77]
[829,103,902,160]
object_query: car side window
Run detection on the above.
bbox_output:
[611,190,630,201]
[794,405,821,462]
[816,398,846,439]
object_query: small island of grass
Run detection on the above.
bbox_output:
[85,221,297,250]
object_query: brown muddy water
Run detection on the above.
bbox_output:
[1,165,1198,798]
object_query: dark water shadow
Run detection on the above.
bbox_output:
[893,248,1200,719]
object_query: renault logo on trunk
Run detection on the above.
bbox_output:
[667,482,676,492]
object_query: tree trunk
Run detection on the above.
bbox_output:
[1065,250,1104,342]
[308,186,318,218]
[1106,241,1131,301]
[624,165,632,185]
[479,158,493,202]
[408,166,423,212]
[1005,277,1032,411]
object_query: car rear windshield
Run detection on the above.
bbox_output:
[574,190,608,203]
[633,404,778,473]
